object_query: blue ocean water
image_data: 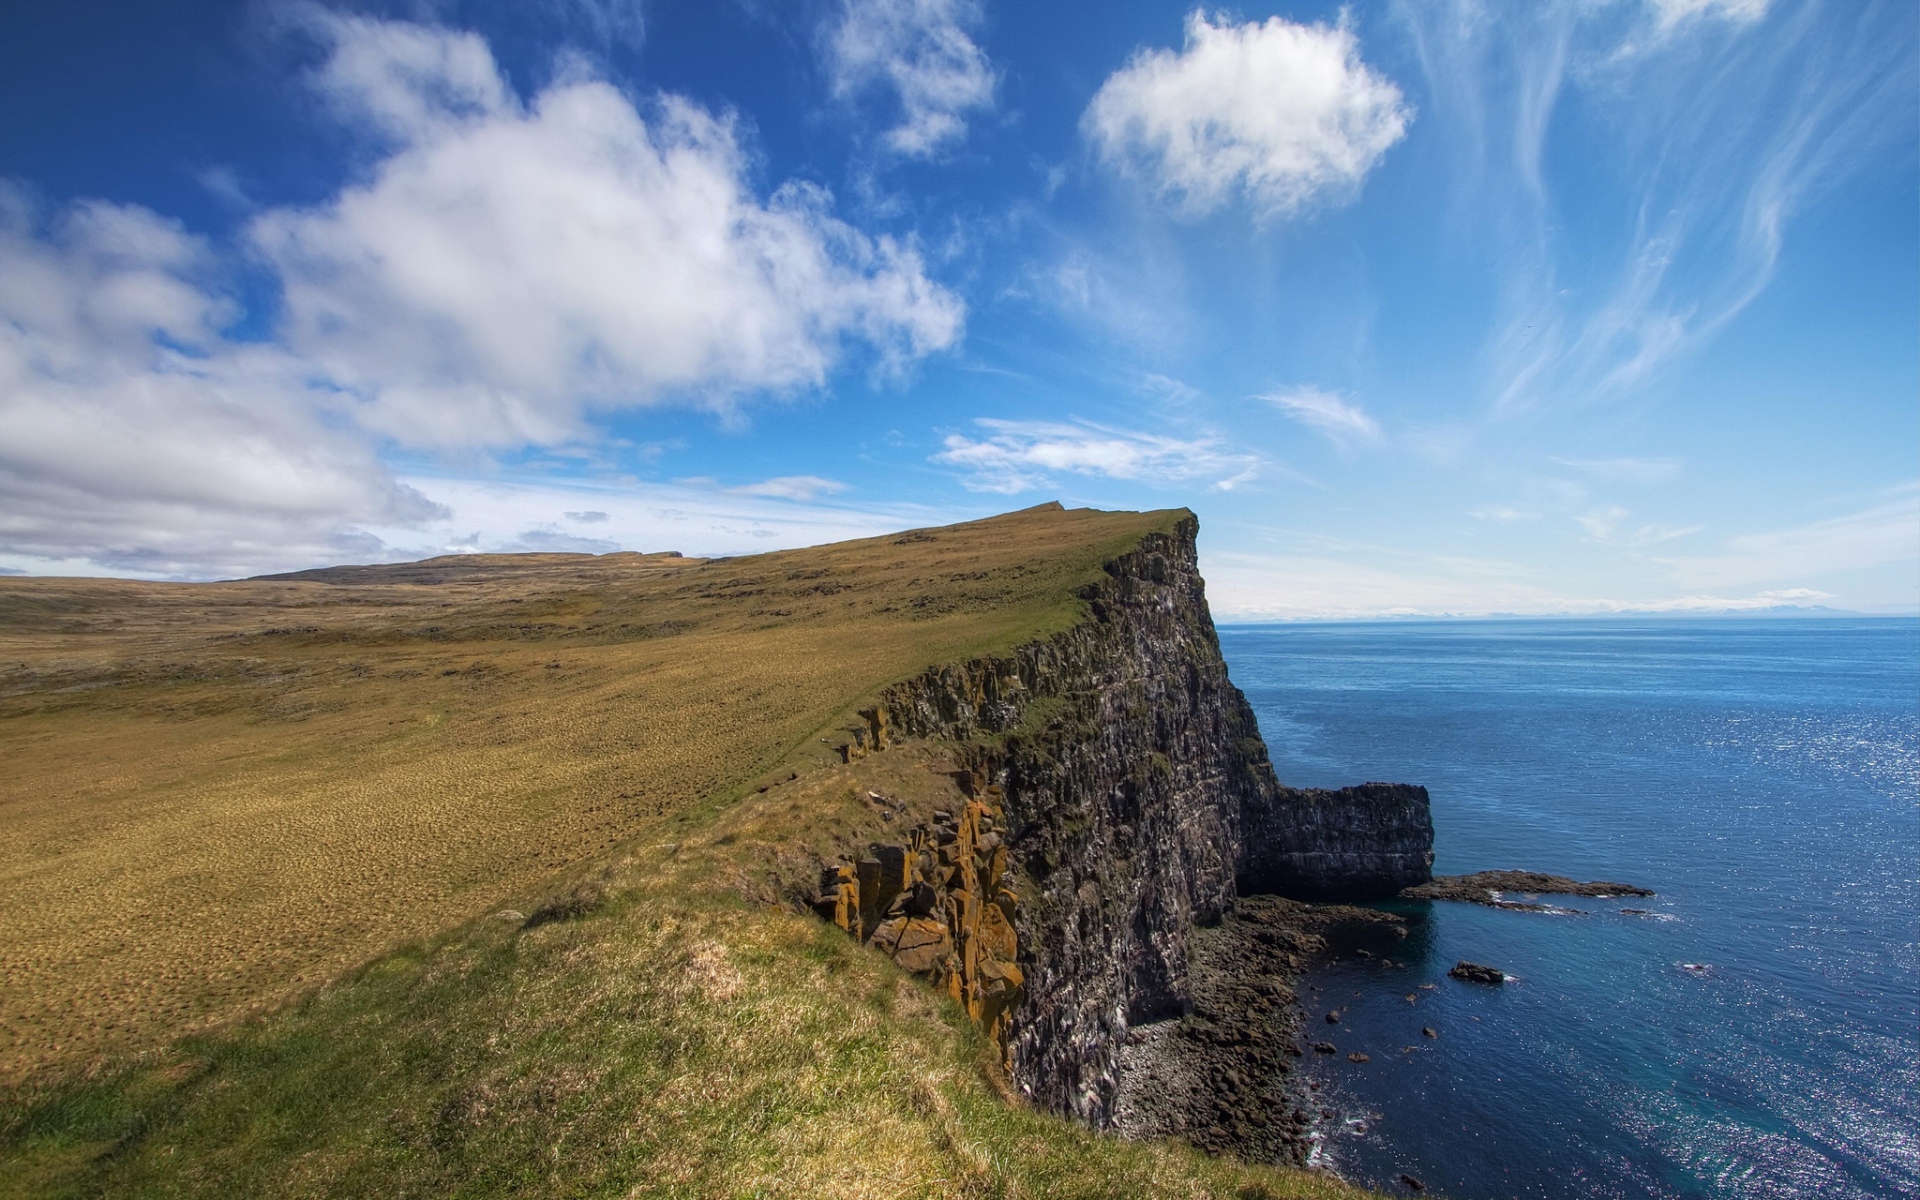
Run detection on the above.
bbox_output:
[1218,619,1920,1200]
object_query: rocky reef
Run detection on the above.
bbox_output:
[1402,870,1652,910]
[811,512,1434,1138]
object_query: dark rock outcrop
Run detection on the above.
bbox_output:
[818,512,1434,1128]
[1403,870,1652,909]
[1241,782,1434,900]
[1448,960,1506,985]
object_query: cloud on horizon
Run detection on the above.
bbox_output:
[1662,483,1920,590]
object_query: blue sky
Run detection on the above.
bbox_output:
[1,0,1914,616]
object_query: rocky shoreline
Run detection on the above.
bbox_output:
[1107,866,1660,1171]
[1109,895,1406,1167]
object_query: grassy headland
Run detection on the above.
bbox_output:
[0,504,1375,1198]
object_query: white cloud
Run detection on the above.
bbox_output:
[728,475,851,501]
[256,11,964,449]
[1204,547,1552,620]
[1471,506,1539,523]
[931,418,1259,494]
[1142,373,1201,405]
[1083,11,1410,219]
[1663,485,1920,590]
[0,191,441,579]
[1550,455,1682,483]
[1409,0,1902,415]
[1261,385,1382,448]
[825,0,996,157]
[0,14,967,579]
[1648,0,1770,33]
[364,474,952,561]
[1573,505,1700,546]
[1203,548,1846,622]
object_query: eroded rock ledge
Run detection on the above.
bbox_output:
[810,513,1435,1132]
[813,782,1025,1065]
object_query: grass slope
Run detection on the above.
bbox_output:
[0,505,1379,1198]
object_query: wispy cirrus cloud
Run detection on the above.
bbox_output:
[1660,483,1920,589]
[1470,505,1540,523]
[728,475,851,502]
[1261,386,1383,449]
[931,418,1259,494]
[1550,455,1682,483]
[824,0,996,157]
[1573,505,1701,546]
[1401,0,1911,414]
[1647,0,1770,35]
[1083,10,1410,219]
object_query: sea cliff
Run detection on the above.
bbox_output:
[816,513,1433,1132]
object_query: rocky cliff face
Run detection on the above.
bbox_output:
[818,513,1431,1126]
[1240,782,1433,901]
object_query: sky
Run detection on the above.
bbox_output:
[1,0,1914,617]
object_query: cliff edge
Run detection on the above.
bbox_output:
[814,511,1433,1126]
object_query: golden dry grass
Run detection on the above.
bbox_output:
[0,504,1176,1083]
[0,504,1390,1198]
[3,827,1377,1200]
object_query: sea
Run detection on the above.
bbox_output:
[1217,618,1919,1200]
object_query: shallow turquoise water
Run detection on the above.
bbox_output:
[1218,618,1919,1200]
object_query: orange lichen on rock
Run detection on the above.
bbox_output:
[813,773,1024,1063]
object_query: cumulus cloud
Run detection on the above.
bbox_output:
[0,190,442,578]
[1083,11,1410,219]
[931,418,1258,494]
[259,11,964,449]
[825,0,996,156]
[728,475,851,501]
[0,14,966,579]
[1261,385,1382,448]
